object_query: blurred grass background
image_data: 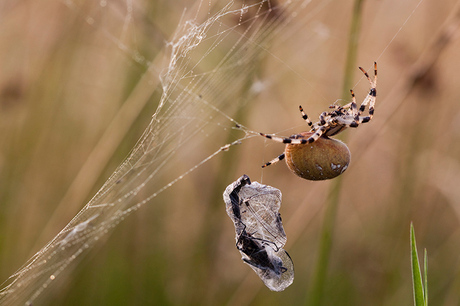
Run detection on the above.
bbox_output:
[1,0,460,305]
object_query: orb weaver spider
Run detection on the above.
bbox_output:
[259,62,377,180]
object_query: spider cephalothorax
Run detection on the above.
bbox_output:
[260,62,377,180]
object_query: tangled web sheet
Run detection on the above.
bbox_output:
[0,0,306,304]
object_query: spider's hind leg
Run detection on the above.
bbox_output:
[357,62,377,120]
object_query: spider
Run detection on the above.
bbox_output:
[259,62,377,180]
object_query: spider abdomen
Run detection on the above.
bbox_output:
[284,132,351,181]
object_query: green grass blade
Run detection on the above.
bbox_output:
[424,248,428,305]
[410,223,426,306]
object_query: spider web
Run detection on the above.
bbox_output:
[0,0,429,304]
[0,0,310,304]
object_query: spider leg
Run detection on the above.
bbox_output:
[305,125,327,142]
[357,115,372,124]
[367,62,377,118]
[349,90,358,116]
[319,111,328,125]
[349,89,360,127]
[259,133,312,144]
[261,153,285,168]
[357,62,377,120]
[335,114,372,128]
[299,105,313,128]
[335,103,351,111]
[329,104,340,110]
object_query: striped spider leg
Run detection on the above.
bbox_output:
[260,62,377,169]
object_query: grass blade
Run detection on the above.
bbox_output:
[424,248,428,305]
[410,223,426,306]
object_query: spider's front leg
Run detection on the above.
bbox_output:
[259,133,311,145]
[262,153,285,168]
[299,105,313,128]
